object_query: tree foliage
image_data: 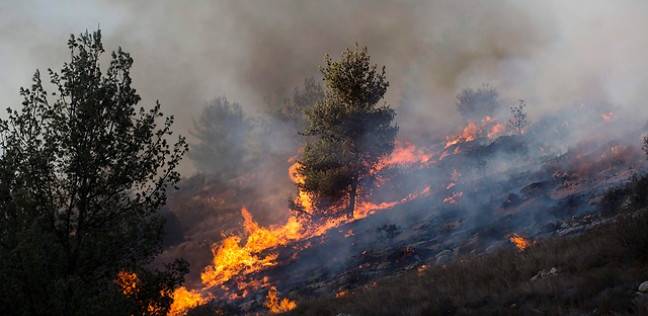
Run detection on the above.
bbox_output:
[274,77,325,129]
[0,30,188,316]
[189,97,252,179]
[456,86,501,121]
[298,46,397,218]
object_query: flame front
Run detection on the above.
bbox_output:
[173,140,435,314]
[445,116,508,149]
[167,288,210,316]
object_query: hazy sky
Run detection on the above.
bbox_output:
[2,0,648,143]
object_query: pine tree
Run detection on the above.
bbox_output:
[298,45,397,218]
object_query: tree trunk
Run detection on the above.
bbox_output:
[347,180,357,219]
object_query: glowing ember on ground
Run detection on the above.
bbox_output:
[265,287,297,314]
[509,234,530,251]
[116,271,138,296]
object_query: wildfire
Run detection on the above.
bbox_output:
[445,121,479,149]
[509,234,530,251]
[172,139,434,314]
[116,271,138,296]
[199,206,304,289]
[444,116,507,149]
[378,141,434,167]
[488,122,506,139]
[265,287,297,314]
[289,162,314,212]
[167,288,210,316]
[116,271,209,316]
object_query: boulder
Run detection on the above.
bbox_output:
[639,281,648,293]
[531,267,558,281]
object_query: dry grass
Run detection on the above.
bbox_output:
[288,210,648,316]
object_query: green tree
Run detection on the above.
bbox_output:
[298,46,397,218]
[0,30,188,316]
[275,77,325,129]
[189,97,252,179]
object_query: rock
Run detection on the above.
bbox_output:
[435,254,451,265]
[435,250,452,265]
[639,281,648,293]
[485,244,499,254]
[531,267,559,281]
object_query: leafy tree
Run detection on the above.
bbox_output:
[271,77,325,127]
[456,85,501,121]
[298,46,397,218]
[0,30,188,316]
[189,97,252,179]
[507,100,529,134]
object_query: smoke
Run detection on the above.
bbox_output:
[3,1,648,171]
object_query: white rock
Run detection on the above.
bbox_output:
[530,267,558,281]
[639,281,648,293]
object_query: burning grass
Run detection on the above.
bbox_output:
[162,140,436,314]
[287,209,648,316]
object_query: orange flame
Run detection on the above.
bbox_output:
[488,122,506,139]
[509,234,530,251]
[182,140,434,312]
[265,287,297,314]
[116,271,138,296]
[335,289,349,298]
[445,116,507,149]
[167,287,210,316]
[289,162,313,212]
[117,272,210,316]
[379,141,434,166]
[445,121,479,149]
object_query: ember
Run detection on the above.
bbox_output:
[116,271,138,296]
